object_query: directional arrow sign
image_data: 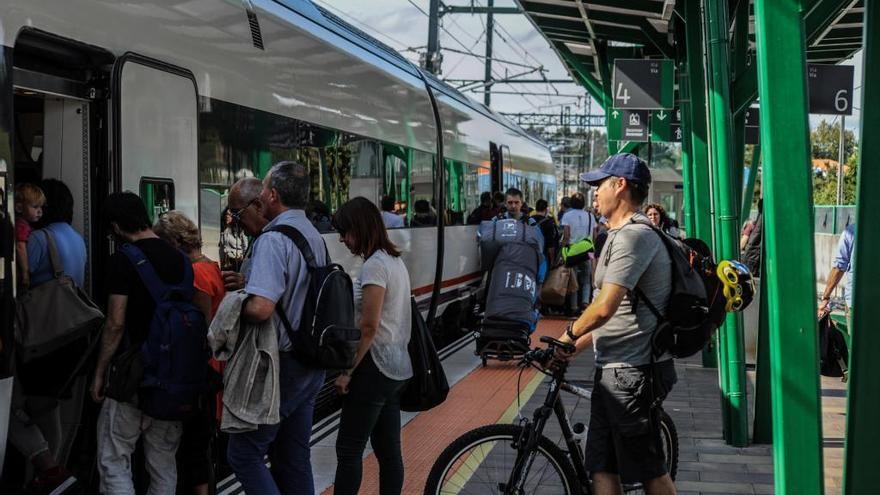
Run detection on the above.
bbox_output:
[651,107,681,142]
[612,59,675,109]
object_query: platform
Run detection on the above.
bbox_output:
[302,319,849,494]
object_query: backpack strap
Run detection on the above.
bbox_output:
[266,224,330,269]
[39,229,65,278]
[264,224,329,338]
[119,243,193,304]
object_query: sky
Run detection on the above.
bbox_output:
[317,0,863,136]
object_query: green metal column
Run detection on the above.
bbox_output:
[843,1,880,492]
[753,0,824,492]
[703,0,749,446]
[683,0,717,369]
[678,55,696,237]
[731,0,751,218]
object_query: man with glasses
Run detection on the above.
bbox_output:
[556,153,678,495]
[221,177,267,291]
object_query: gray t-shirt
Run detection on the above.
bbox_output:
[592,213,672,367]
[359,250,414,381]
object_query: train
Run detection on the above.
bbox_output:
[0,0,555,490]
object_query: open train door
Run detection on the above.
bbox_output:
[112,53,199,224]
[0,44,14,475]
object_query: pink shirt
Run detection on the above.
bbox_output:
[15,217,32,243]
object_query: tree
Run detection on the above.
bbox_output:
[811,119,855,160]
[813,152,858,205]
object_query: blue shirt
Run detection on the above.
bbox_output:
[245,209,328,351]
[27,223,87,289]
[832,224,856,307]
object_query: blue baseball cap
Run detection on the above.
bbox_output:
[579,153,652,186]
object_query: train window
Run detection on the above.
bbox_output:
[444,160,464,225]
[382,145,409,223]
[346,139,382,205]
[410,150,436,227]
[140,178,174,224]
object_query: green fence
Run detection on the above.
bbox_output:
[815,205,856,235]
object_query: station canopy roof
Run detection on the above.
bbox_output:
[516,0,864,89]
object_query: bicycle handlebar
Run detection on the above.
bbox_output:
[520,336,577,368]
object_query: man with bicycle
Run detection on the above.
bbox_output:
[557,153,678,495]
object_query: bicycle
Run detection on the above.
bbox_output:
[425,336,678,495]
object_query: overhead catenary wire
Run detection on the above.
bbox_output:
[403,0,546,110]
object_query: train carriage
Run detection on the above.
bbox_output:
[0,0,555,490]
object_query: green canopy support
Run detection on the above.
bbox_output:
[557,45,609,109]
[638,18,675,58]
[843,2,880,492]
[754,0,824,491]
[703,0,748,447]
[677,54,696,237]
[683,0,717,369]
[805,0,856,44]
[732,63,758,117]
[731,0,751,216]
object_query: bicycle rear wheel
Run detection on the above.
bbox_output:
[425,424,579,495]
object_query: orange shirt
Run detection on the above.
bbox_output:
[192,259,225,319]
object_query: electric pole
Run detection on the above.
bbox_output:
[484,0,494,106]
[423,0,442,74]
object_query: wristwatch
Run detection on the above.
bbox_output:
[566,326,578,341]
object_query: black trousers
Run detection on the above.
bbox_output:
[334,354,408,495]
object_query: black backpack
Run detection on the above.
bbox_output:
[268,225,361,370]
[400,297,449,412]
[628,221,727,359]
[818,313,849,379]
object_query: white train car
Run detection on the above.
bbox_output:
[0,0,554,488]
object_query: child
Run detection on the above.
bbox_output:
[14,183,46,289]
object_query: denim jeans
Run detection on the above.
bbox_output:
[96,398,183,494]
[566,261,592,310]
[334,355,407,495]
[227,352,325,495]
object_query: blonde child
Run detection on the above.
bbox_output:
[14,183,46,288]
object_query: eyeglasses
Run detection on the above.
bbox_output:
[229,198,258,223]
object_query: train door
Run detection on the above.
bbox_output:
[3,29,113,488]
[112,54,199,226]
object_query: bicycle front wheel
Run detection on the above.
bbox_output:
[425,424,579,495]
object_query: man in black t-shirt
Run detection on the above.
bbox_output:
[90,192,188,493]
[532,199,560,264]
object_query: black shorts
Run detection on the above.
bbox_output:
[584,360,677,484]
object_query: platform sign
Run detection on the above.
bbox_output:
[651,107,681,142]
[744,107,760,145]
[807,64,854,115]
[612,59,674,109]
[607,109,649,142]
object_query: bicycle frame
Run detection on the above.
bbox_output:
[504,366,593,494]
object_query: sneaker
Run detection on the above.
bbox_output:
[25,466,79,495]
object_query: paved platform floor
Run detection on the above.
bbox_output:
[313,318,849,494]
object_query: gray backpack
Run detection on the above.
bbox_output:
[478,218,542,270]
[483,242,541,330]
